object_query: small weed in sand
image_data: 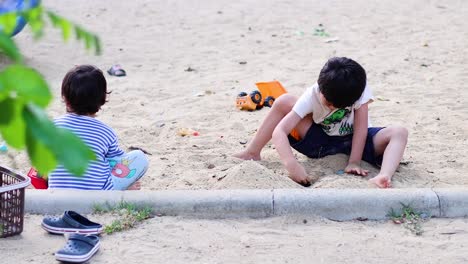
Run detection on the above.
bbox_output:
[93,201,153,235]
[388,203,426,236]
[92,201,114,214]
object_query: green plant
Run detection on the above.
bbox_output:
[388,203,425,236]
[92,201,114,214]
[313,24,330,37]
[0,2,100,175]
[93,201,153,235]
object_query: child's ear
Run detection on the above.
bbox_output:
[62,97,72,112]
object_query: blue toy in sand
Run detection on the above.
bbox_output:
[0,0,40,36]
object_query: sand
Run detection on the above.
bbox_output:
[1,1,468,262]
[1,0,468,190]
[2,214,468,263]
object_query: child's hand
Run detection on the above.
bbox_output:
[344,162,369,176]
[287,162,311,187]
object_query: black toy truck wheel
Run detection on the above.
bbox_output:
[250,90,262,104]
[264,96,275,107]
[238,92,247,97]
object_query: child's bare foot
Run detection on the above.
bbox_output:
[127,181,141,190]
[369,174,391,188]
[233,150,261,161]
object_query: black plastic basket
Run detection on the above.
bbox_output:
[0,166,30,238]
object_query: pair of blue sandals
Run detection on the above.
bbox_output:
[42,211,103,263]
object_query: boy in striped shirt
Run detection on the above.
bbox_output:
[48,65,148,190]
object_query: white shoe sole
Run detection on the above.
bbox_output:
[55,241,100,263]
[41,222,103,235]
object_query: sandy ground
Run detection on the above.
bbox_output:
[1,214,468,263]
[2,2,468,262]
[3,1,468,263]
[1,0,468,190]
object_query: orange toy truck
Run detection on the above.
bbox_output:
[236,80,287,111]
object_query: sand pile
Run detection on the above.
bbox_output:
[214,160,300,189]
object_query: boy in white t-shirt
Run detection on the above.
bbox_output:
[234,57,408,188]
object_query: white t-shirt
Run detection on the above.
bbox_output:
[292,83,374,136]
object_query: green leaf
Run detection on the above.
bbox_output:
[84,33,92,49]
[0,12,19,36]
[0,65,51,107]
[0,99,26,148]
[59,20,72,41]
[21,6,44,38]
[74,25,101,55]
[25,126,57,173]
[47,12,72,41]
[0,98,15,125]
[93,35,102,55]
[0,77,11,101]
[55,128,95,175]
[23,105,60,173]
[23,104,95,175]
[44,11,101,55]
[0,31,22,63]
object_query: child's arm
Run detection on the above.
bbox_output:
[272,111,310,186]
[345,103,370,176]
[107,137,125,158]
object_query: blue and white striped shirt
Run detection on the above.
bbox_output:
[48,114,124,190]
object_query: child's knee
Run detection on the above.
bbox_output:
[390,126,408,141]
[128,150,149,167]
[273,94,297,112]
[137,150,149,165]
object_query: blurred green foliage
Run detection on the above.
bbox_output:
[0,2,101,175]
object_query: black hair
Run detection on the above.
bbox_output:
[317,57,367,108]
[61,65,109,115]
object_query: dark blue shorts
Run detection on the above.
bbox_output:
[288,124,385,166]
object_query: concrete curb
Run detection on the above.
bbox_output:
[433,189,468,218]
[25,188,468,220]
[273,189,440,220]
[26,189,274,218]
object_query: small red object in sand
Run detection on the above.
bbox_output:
[193,131,200,136]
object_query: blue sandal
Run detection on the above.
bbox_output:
[55,234,100,263]
[42,211,103,235]
[107,64,126,77]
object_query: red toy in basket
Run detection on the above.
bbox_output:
[27,168,48,189]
